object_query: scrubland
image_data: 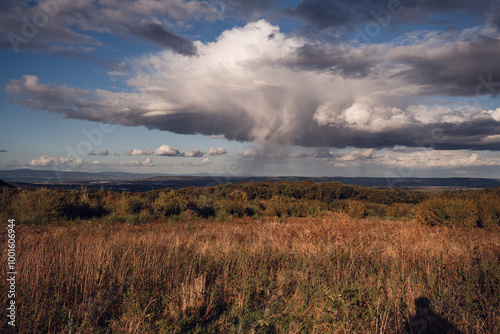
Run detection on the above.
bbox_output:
[1,181,499,333]
[1,214,499,333]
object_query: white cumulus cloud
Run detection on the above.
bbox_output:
[125,148,154,156]
[184,148,206,157]
[208,146,227,156]
[29,156,84,167]
[121,157,155,167]
[155,145,181,156]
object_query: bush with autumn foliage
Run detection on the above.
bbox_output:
[416,190,500,227]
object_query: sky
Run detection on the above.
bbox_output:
[1,0,500,179]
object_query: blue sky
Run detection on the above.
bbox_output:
[1,0,500,178]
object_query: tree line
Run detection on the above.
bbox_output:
[1,180,499,227]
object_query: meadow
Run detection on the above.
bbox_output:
[1,181,499,333]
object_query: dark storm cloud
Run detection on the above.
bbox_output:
[285,0,495,30]
[138,110,256,143]
[281,44,377,78]
[390,36,500,97]
[0,0,216,56]
[278,112,500,150]
[5,19,500,152]
[282,32,500,97]
[8,73,500,151]
[280,32,500,97]
[138,110,500,151]
[488,1,500,28]
[127,23,197,56]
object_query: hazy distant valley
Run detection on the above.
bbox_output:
[1,169,500,192]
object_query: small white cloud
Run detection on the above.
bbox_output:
[208,146,227,156]
[155,144,181,156]
[185,148,206,157]
[98,150,110,156]
[177,158,212,166]
[121,157,155,167]
[125,148,153,156]
[29,156,84,167]
[369,149,500,169]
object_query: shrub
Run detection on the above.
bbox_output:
[61,188,108,220]
[416,197,478,227]
[105,214,124,224]
[154,191,187,216]
[446,199,478,227]
[287,200,327,217]
[267,196,288,217]
[114,193,146,215]
[14,188,65,224]
[416,197,446,226]
[196,196,216,218]
[244,204,259,217]
[365,202,388,218]
[0,187,17,218]
[387,203,413,218]
[215,207,232,221]
[227,190,248,218]
[100,190,120,214]
[347,200,367,219]
[471,192,500,228]
[328,199,350,213]
[128,195,148,214]
[257,200,268,212]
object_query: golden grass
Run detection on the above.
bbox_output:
[1,213,499,333]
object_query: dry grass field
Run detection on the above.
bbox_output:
[1,214,499,333]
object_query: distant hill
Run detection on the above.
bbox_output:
[143,175,500,189]
[0,169,165,183]
[0,169,499,191]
